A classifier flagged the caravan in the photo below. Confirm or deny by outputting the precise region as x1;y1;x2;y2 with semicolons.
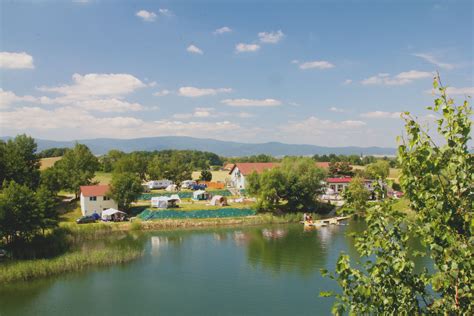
147;180;173;190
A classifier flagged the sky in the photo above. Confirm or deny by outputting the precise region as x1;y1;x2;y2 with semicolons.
0;0;473;147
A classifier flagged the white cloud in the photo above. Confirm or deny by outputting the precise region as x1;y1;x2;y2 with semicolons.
136;10;157;22
291;60;299;64
281;117;366;135
362;70;433;85
0;52;34;69
73;0;90;3
343;79;353;85
0;106;240;139
214;26;232;35
159;8;173;16
0;89;37;108
445;87;474;96
329;107;346;113
153;89;171;97
38;73;146;98
258;30;285;44
413;53;455;70
178;86;232;97
235;43;260;53
360;111;402;119
76;99;144;113
173;107;255;120
299;60;334;70
187;45;203;55
221;98;281;107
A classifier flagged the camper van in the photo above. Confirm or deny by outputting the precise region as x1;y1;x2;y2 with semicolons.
147;180;173;190
181;180;197;189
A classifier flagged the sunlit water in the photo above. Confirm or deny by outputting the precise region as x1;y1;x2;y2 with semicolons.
0;220;427;315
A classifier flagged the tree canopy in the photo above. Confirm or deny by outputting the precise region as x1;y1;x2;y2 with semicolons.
247;157;329;213
109;172;143;211
323;76;473;314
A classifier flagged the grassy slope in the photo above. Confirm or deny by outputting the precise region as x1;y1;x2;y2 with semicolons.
191;170;230;182
39;157;62;170
94;171;112;184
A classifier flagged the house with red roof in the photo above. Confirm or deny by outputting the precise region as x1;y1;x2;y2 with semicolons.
323;177;375;200
79;184;118;216
229;163;281;189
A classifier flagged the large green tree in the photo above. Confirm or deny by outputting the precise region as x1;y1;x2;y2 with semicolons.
109;172;144;211
365;160;390;180
2;134;41;189
247;157;328;213
55;143;99;197
323;77;473;314
342;176;371;214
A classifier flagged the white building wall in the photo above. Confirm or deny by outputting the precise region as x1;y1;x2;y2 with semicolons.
230;168;246;189
80;193;118;216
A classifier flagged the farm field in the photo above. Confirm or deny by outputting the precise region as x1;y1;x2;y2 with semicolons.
39;157;62;170
192;170;230;182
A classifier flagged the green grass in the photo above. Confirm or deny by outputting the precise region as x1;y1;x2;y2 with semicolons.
0;247;142;283
94;171;113;184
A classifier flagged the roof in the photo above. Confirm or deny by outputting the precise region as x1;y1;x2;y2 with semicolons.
326;177;353;183
80;185;110;197
315;162;330;169
223;163;235;170
230;162;281;176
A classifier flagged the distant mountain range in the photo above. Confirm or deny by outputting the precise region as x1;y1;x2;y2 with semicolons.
1;136;397;157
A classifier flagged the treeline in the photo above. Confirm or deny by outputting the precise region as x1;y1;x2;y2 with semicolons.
225;154;280;163
38;147;69;158
313;153;397;167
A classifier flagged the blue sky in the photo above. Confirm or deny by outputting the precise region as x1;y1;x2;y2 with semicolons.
0;0;472;147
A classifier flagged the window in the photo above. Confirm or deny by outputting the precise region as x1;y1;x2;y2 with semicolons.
103;196;110;201
90;196;97;201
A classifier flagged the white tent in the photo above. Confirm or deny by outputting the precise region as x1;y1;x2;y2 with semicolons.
170;194;181;203
165;184;178;192
193;190;209;200
209;195;228;206
151;197;169;208
101;208;127;221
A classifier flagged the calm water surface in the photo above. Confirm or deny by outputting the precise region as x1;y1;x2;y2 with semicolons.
1;221;367;315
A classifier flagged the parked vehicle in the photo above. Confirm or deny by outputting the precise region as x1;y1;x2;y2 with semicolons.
76;215;97;224
147;180;173;190
190;184;207;190
181;180;197;189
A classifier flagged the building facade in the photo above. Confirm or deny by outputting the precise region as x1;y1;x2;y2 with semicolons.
79;185;118;216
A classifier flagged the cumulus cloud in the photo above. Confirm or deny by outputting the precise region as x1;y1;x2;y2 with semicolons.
158;8;173;16
38;73;146;98
445;86;474;96
282;116;366;133
214;26;232;35
0;52;34;69
329;107;346;113
136;10;157;22
298;60;334;70
362;70;433;85
221;98;281;107
153;89;172;97
0;106;240;140
343;79;353;85
0;89;38;108
360;111;402;119
258;30;285;44
412;53;455;70
235;43;260;53
187;45;203;55
178;86;232;97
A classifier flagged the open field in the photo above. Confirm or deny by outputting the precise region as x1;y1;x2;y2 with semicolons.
94;172;112;184
192;170;230;182
39;157;62;170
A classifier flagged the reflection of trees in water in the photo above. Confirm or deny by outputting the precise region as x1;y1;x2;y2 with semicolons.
245;225;328;276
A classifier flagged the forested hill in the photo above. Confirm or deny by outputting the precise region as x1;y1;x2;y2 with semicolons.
0;136;396;157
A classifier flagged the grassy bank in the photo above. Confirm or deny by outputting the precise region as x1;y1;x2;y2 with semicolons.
0;247;142;283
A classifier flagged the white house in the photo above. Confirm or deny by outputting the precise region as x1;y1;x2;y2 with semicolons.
229;163;280;189
79;185;118;216
323;177;375;201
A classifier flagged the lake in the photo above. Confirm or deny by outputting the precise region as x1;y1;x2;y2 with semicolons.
0;220;370;315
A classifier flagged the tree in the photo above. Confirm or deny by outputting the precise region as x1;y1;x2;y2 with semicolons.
40;167;62;194
247;157;328;213
55;143;99;198
109;172;144;211
342;177;371;214
113;152;148;180
0;181;41;243
200;170;212;181
323;77;473;314
36;185;59;232
2;134;41;189
365;160;390;180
